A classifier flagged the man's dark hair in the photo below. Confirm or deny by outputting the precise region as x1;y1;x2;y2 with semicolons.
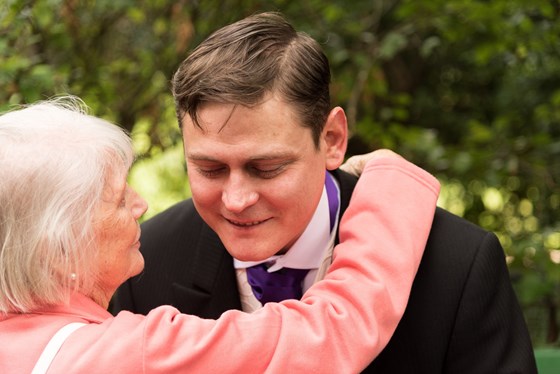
172;12;331;148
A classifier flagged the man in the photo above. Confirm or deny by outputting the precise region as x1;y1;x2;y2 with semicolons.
114;12;537;373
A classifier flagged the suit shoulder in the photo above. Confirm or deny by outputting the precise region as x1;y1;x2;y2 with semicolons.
140;198;207;248
432;207;489;237
141;199;200;230
428;207;502;262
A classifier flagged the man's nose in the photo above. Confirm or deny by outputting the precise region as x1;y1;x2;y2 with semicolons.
222;174;259;213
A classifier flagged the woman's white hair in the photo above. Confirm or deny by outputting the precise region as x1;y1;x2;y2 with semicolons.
0;96;134;313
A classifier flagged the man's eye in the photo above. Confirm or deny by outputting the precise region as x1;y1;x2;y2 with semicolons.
251;165;284;179
197;167;225;178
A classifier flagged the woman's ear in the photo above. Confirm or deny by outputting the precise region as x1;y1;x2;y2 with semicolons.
322;106;348;170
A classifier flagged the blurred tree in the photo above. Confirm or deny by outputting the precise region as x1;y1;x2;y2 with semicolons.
1;0;559;345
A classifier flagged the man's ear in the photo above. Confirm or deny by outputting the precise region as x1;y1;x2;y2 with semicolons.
322;106;348;170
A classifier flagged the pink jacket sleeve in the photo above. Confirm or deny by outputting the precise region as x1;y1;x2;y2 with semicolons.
138;156;440;373
63;156;440;373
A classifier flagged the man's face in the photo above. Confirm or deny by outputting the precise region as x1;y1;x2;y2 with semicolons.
182;95;346;261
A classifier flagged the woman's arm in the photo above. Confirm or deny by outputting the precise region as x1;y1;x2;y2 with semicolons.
67;153;439;373
142;153;439;373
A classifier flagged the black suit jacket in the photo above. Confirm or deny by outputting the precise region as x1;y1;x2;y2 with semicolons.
113;170;537;373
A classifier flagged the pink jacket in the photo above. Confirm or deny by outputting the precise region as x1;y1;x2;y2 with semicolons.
0;157;439;373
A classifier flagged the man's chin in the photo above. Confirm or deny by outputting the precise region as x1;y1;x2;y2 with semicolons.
230;252;269;262
225;245;289;262
225;248;273;262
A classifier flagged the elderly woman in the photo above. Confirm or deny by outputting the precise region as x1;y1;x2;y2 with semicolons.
0;97;439;373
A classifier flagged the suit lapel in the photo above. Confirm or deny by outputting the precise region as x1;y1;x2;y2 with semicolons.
192;224;232;293
314;169;358;280
172;216;242;318
331;168;358;245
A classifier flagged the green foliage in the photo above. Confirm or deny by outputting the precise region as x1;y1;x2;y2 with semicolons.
2;0;559;345
128;141;190;221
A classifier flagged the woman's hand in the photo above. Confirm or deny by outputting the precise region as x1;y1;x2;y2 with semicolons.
339;149;403;177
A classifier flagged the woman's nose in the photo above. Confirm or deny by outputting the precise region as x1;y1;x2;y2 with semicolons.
131;188;148;218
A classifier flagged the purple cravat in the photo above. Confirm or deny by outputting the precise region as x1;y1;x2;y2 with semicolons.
246;264;309;304
246;171;339;304
324;171;338;230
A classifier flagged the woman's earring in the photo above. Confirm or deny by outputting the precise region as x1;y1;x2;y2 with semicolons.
70;273;77;281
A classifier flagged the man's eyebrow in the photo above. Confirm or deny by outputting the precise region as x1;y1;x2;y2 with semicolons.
187;152;296;162
248;153;296;161
185;153;219;162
